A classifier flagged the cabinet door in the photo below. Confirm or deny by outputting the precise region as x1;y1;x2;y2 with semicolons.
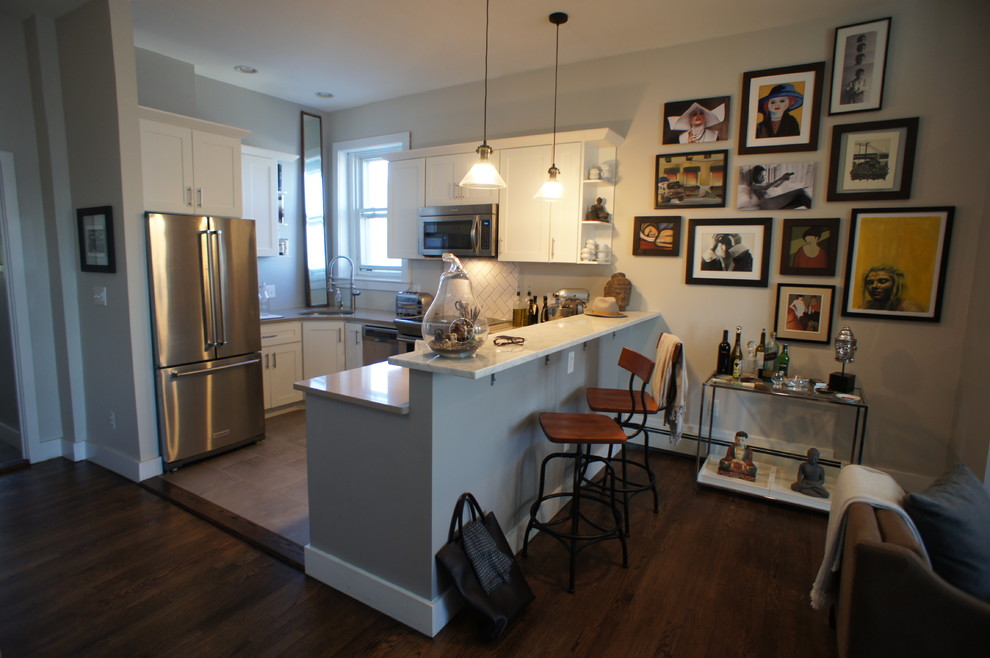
140;119;194;213
302;321;344;379
497;145;552;262
425;153;500;206
344;323;363;370
387;158;425;260
192;130;242;217
547;142;583;264
242;151;279;257
264;342;303;409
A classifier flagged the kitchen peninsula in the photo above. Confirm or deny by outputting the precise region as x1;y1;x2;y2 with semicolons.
295;310;660;636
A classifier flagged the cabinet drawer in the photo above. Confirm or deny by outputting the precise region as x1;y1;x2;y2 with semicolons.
261;321;302;347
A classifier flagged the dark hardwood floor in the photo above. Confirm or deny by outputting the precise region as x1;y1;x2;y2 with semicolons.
0;450;837;657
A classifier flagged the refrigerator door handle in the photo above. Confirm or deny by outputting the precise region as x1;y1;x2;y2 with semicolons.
169;356;261;379
211;228;228;347
199;229;217;349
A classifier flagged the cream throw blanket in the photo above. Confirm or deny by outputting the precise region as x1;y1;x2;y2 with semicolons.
809;464;929;610
652;334;686;444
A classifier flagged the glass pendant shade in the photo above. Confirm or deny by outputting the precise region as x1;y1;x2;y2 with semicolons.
534;165;563;201
460;144;506;189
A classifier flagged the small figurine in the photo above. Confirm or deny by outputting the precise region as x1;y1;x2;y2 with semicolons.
585;197;610;222
717;431;757;481
791;448;830;498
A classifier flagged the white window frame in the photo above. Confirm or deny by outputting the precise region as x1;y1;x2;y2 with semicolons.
333;132;410;289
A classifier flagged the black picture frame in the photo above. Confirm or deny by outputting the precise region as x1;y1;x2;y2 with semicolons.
827;117;919;202
655;150;728;209
738;61;825;155
841;207;954;322
774;283;836;344
685;217;772;287
632;216;681;256
778;217;840;276
76;206;116;273
829;17;891;115
662;96;731;145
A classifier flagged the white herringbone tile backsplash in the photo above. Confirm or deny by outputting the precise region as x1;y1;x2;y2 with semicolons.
461;259;519;321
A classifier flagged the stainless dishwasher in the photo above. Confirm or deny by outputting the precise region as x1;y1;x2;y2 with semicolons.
362;324;402;365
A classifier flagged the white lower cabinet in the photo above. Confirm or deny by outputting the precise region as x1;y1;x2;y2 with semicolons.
302;321;345;380
261;322;303;410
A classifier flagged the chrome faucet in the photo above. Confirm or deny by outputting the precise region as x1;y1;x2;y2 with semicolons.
327;255;361;311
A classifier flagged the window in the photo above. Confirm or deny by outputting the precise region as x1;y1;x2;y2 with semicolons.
333;133;409;285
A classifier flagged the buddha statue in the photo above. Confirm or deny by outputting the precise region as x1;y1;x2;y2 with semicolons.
791;448;829;498
717;431;758;482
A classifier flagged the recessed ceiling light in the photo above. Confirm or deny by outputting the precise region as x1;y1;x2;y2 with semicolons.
234;65;257;74
315;91;334;98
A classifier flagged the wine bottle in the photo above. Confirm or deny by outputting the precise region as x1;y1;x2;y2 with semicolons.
716;329;731;375
540;295;549;323
527;290;537;325
731;326;743;378
756;329;766;378
512;291;527;327
763;332;778;378
777;344;791;377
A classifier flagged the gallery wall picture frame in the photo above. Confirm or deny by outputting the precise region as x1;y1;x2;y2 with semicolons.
827;117;918;202
737;162;816;211
779;217;840;276
829;17;891;115
632;216;681;256
76;205;116;273
655;150;728;209
685;217;772;287
738;61;825;155
662;96;731;145
841;207;954;322
774;283;836;344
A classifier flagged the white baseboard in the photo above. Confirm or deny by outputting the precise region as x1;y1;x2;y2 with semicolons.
304;544;461;637
84;442;164;482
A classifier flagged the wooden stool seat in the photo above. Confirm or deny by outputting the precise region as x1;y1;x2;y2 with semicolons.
539;412;627;445
586;388;659;414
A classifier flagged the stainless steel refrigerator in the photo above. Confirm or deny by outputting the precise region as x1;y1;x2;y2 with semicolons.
146;212;265;469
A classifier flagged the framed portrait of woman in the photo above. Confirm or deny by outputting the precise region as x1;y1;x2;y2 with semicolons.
774;284;835;344
685;217;772;287
779;218;839;276
738;62;825;155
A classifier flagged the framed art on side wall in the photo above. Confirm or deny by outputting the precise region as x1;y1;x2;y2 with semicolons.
779;217;839;276
827;117;918;202
76;205;116;273
685;217;772;287
738;62;825;155
662;96;730;145
774;283;835;344
633;216;681;256
829;17;891;115
841;207;954;322
655;150;728;209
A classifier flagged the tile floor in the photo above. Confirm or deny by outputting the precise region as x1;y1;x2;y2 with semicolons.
161;409;309;546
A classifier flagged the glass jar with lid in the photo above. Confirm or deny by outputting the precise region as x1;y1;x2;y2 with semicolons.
421;253;489;358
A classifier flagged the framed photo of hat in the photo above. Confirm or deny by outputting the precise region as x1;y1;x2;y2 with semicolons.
829;17;891;115
738;62;826;155
662;96;730;145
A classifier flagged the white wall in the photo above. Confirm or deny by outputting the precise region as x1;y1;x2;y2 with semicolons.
324;0;990;483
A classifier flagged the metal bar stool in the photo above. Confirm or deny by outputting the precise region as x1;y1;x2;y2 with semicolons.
585;342;680;535
522;412;629;593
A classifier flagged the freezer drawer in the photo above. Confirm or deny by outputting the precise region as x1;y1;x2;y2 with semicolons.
156;354;265;468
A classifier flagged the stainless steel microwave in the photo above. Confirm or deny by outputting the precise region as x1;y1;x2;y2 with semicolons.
418;204;498;258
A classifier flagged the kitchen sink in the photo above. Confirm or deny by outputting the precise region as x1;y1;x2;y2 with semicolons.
299;310;355;316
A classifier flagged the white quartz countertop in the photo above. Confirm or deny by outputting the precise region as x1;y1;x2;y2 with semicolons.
294;362;409;414
388;311;660;380
261;307;397;325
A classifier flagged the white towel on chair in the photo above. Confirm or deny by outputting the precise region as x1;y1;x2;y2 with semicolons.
652;334;686;445
809;464;929;610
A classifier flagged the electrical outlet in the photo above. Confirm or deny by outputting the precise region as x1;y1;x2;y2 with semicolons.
567;351;575;374
264;284;276;298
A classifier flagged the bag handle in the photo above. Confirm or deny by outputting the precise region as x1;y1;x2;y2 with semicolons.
447;492;485;543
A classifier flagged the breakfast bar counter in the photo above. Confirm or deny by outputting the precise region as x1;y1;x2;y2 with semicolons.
295;311;660;636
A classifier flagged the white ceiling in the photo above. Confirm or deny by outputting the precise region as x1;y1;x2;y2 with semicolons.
7;0;894;112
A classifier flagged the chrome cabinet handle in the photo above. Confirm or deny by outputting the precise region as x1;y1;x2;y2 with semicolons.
185;186;193;206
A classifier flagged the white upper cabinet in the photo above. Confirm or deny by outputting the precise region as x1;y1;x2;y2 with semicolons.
139;106;249;217
242;146;298;257
425;152;500;206
387;158;425;260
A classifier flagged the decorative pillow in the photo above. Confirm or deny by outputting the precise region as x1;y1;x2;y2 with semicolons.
904;463;990;602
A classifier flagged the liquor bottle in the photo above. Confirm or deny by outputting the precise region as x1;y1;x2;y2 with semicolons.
731;326;743;378
540;295;549;323
776;344;791;377
512;291;527;327
716;329;731;375
763;332;778;378
527;290;538;326
756;329;766;378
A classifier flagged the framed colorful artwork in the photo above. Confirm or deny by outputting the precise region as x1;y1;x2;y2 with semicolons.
779;217;839;276
738;62;826;155
632;216;681;256
737;162;816;211
662;96;730;145
685;217;772;287
829;17;891;115
841;207;954;322
655;150;728;209
76;206;116;273
774;284;836;344
827;117;918;202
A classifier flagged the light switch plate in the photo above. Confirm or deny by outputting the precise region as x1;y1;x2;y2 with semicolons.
93;286;107;306
264;284;276;298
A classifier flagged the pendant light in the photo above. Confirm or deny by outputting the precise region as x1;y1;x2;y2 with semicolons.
460;0;507;190
534;11;568;201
